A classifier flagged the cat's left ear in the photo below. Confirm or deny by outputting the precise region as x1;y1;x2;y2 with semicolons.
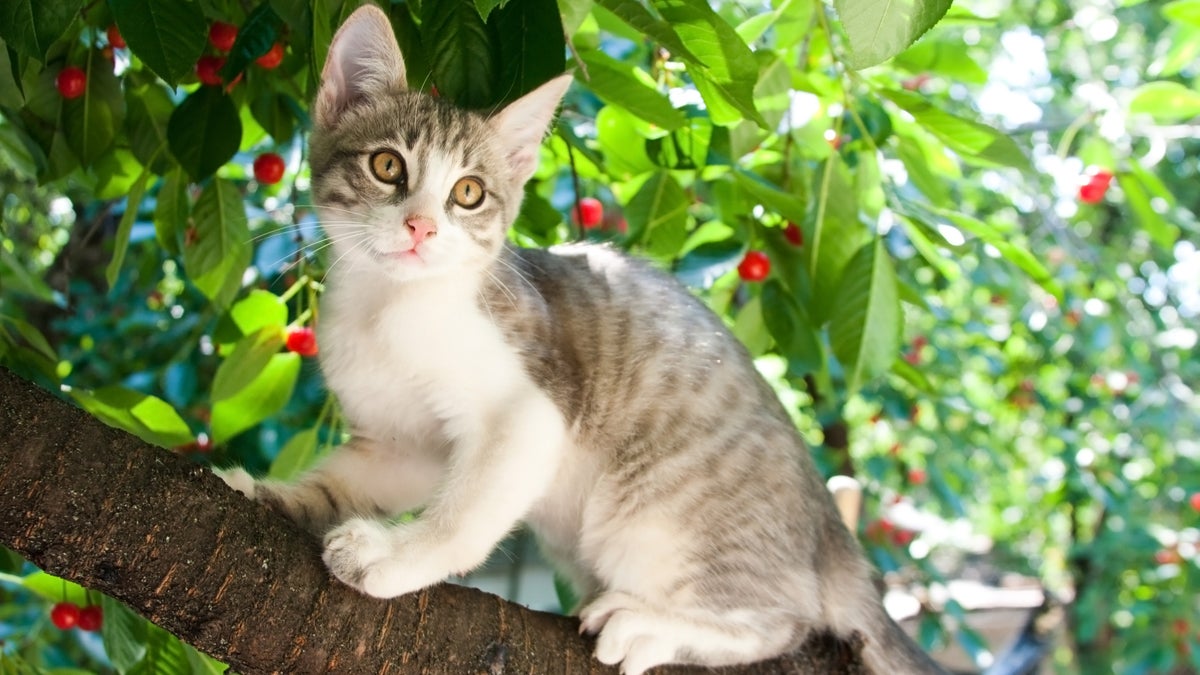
489;74;573;184
314;5;407;129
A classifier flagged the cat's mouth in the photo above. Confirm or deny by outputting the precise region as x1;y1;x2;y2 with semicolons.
373;246;426;265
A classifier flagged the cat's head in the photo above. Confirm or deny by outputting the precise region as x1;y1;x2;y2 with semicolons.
308;6;571;283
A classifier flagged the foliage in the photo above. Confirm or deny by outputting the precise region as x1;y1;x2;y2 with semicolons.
1;0;1197;672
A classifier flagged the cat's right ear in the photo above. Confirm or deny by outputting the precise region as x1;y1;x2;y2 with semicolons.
314;5;407;128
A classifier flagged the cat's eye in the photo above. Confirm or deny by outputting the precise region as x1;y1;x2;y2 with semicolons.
370;151;406;184
451;177;485;209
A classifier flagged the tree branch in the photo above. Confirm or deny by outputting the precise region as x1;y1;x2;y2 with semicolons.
0;368;867;674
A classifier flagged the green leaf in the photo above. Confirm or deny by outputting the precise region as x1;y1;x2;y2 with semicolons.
733;170;806;225
675;238;743;289
213;327;286;402
578;48;685;130
880;89;1030;170
651;0;764;127
154;168;188;257
105;164;153;289
1117;169;1178;250
557;0;594;35
625;172;689;259
249;92;298;145
925;205;1063;300
221;3;285;82
828;239;902;394
476;0;509;21
834;0;953;69
0;43;23;108
1128;81;1200;123
893;37;988;84
185;179;250;278
101;596;149;672
168;87;242;182
226;290;288;340
594;0;704;65
891;356;934;393
595;105;657;179
732;295;772;357
893;127;953;206
125;82;175;173
68;386;195;448
491;0;565;104
211;352;301;444
109;0;207;84
269;428;320;480
762;280;824;376
0;0;83;60
62;52;125;167
128;624;191;675
737;0;798;44
753;52;792;131
424;0;497;109
1164;0;1200;29
16;571;90;606
808;159;869;325
185;179;250;309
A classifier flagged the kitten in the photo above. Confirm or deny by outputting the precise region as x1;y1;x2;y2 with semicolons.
218;6;945;674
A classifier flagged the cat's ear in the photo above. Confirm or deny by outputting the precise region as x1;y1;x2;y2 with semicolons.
314;5;407;128
489;74;573;184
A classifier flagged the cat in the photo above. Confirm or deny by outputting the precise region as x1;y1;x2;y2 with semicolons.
217;6;945;674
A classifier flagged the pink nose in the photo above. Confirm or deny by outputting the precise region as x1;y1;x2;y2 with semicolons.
406;216;437;246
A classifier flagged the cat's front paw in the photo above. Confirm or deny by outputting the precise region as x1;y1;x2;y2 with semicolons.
579;593;678;675
323;517;408;598
214;467;256;499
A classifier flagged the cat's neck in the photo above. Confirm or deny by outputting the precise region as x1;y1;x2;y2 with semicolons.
328;259;487;309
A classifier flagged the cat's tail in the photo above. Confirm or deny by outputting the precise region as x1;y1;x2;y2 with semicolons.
817;531;948;674
855;604;949;675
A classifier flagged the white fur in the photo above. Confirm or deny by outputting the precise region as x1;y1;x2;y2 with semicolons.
314;266;567;597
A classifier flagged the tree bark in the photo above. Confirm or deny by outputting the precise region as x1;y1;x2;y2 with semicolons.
0;368;867;674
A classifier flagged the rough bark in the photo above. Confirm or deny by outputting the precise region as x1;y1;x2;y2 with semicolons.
0;368;867;674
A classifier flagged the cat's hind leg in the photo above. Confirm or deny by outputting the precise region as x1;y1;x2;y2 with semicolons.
215;436;443;534
578;592;804;675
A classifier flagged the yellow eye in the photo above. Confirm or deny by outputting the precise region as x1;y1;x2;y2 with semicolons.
451;177;485;209
370;151;405;184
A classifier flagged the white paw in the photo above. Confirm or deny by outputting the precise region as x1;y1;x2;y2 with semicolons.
579;593;677;675
322;517;396;597
214;467;256;498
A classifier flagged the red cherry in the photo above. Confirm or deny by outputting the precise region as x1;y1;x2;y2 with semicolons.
285;327;318;357
737;250;770;282
1156;548;1182;565
1089;168;1114;187
77;605;103;632
1078;181;1106;204
253;153;286;184
106;24;126;49
56;67;86;99
907;468;927;485
572;197;604;229
1190;492;1200;512
784;222;803;246
50;602;80;629
891;529;916;547
256;43;284;69
209;22;238;52
196;56;225;86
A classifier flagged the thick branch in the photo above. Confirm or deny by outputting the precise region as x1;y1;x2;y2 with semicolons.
0;369;866;674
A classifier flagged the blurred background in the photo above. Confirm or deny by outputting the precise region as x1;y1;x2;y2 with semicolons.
1;0;1197;672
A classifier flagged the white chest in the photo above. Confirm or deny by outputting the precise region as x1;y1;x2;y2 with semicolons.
318;278;532;444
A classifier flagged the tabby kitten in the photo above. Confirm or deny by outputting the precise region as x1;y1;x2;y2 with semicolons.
218;6;944;674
